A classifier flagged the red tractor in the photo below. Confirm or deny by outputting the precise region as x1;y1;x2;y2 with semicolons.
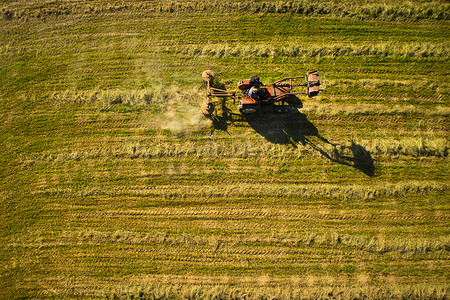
200;70;325;116
237;72;324;114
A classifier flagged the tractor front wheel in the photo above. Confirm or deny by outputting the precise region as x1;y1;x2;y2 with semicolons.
239;103;261;114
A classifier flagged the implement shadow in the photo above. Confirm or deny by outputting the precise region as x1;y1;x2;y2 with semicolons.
205;80;246;136
208;98;243;136
245;105;375;177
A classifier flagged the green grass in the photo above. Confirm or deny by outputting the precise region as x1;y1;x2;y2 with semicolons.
0;1;449;299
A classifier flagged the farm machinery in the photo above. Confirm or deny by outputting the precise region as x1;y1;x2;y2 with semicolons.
200;70;236;116
200;70;325;116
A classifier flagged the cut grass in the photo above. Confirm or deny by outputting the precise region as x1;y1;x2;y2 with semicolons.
3;0;449;21
0;0;449;299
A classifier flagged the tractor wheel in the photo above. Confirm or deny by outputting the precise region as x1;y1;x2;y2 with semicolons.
239;104;260;114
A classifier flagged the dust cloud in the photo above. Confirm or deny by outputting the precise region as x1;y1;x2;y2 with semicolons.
161;104;211;133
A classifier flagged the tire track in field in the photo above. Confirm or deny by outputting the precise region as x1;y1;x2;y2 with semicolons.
311;114;448;126
71;207;448;222
122;273;448;286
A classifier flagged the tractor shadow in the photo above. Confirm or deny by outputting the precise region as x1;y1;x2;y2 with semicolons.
244;105;375;177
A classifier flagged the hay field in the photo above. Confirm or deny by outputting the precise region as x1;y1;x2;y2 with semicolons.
0;0;449;299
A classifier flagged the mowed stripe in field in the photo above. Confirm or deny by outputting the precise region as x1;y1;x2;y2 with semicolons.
1;1;449;298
